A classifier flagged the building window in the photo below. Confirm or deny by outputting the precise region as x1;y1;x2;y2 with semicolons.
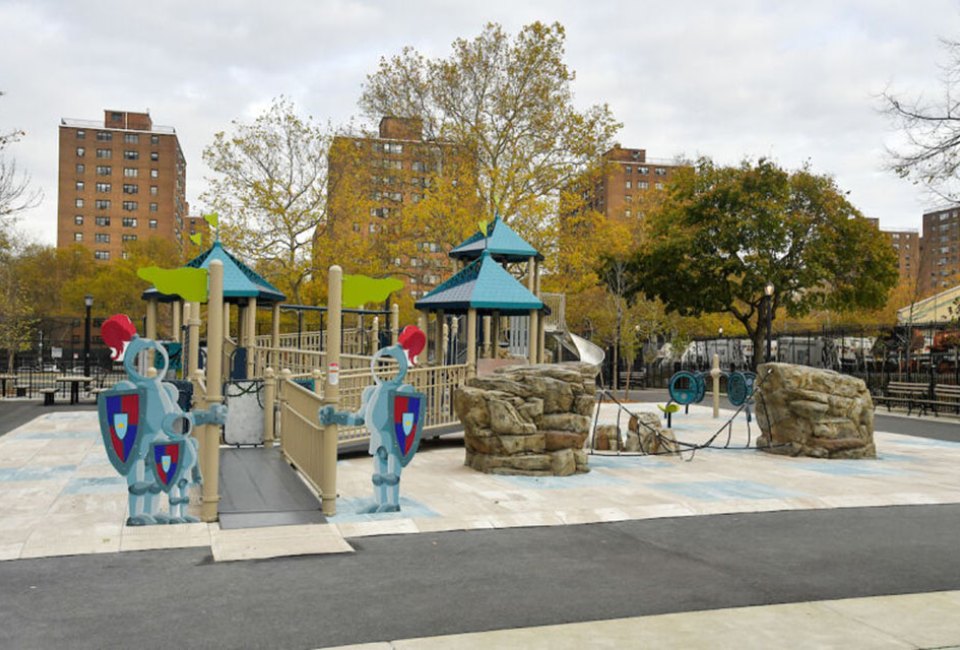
74;215;83;225
411;161;426;172
122;217;138;227
638;166;648;174
624;194;632;202
95;182;110;192
150;186;158;196
123;184;138;194
76;147;85;157
625;180;632;189
655;182;664;189
149;203;158;212
655;167;667;176
625;209;631;217
96;165;111;175
76;163;85;174
122;234;137;242
76;130;85;139
95;233;110;243
123;133;139;144
123;168;138;178
95;199;110;210
150;151;159;161
148;219;158;229
150;169;158;179
638;181;649;189
94;250;110;261
96;149;112;159
95;216;110;226
151;134;160;145
75;198;84;208
124;150;139;160
96;131;112;141
75;181;84;191
122;201;138;211
74;232;83;242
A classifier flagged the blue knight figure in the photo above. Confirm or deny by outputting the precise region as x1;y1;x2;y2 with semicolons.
319;326;427;513
98;314;226;525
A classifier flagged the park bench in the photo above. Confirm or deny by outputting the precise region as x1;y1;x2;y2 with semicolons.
931;384;960;416
38;387;57;406
15;384;28;397
874;382;932;415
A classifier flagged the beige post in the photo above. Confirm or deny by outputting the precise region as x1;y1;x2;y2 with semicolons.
321;265;342;516
246;297;257;378
466;307;477;378
223;302;231;341
371;316;380;354
171;300;181;345
279;368;292;449
538;311;546;365
391;303;400;345
271;303;281;367
263;367;276;445
482;315;492;358
434;311;444;366
145;297;158;367
442;323;449;365
711;352;721;419
200;259;224;522
186;302;200;379
417;312;427;339
492;310;500;359
528;310;539;364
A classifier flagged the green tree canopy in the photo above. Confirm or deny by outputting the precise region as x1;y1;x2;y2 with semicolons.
359;21;621;255
630;158;899;369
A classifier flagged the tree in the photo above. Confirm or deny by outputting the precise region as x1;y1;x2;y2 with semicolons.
630;158;900;370
0;92;41;245
202;97;349;304
359;22;621;255
884;39;960;204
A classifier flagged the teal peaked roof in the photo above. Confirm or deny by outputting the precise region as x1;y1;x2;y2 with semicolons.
415;251;543;315
142;241;286;304
449;215;543;261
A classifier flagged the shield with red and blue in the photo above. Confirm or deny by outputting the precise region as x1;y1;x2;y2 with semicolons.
388;387;426;467
98;387;147;475
149;439;186;493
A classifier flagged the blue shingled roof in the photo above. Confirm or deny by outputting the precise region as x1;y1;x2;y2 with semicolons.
449;215;543;261
415;250;543;314
142;241;286;304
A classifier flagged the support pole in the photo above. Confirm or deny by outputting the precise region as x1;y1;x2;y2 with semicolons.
145;297;158;367
434;310;444;366
467;308;477;378
263;367;276;445
482;315;492;359
321;265;342;516
442;323;449;365
271;303;281;367
371;316;380;354
391;303;400;345
246;297;257;379
223;302;231;342
171;301;181;345
528;310;539;364
492;310;501;359
201;260;224;522
186;302;200;379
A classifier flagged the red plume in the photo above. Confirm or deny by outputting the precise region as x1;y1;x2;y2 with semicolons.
398;325;426;366
101;314;137;360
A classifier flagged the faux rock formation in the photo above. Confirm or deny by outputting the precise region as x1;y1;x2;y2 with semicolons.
755;362;876;459
592;414;679;455
454;362;599;476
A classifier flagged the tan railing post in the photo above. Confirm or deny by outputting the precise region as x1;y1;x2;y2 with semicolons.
312;368;323;396
186;302;201;379
466;307;477;378
279;368;292;448
492;310;500;359
246;297;257;379
321;265;342;516
528;310;539;364
201;259;225;522
371;316;380;354
145;297;158;367
223;302;231;340
434;310;444;366
263;367;276;445
442;323;449;365
391;303;400;345
171;300;181;345
271;303;281;366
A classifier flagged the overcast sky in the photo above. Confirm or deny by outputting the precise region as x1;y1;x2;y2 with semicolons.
2;0;959;245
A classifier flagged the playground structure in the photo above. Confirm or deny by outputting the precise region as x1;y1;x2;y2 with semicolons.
134;220;601;519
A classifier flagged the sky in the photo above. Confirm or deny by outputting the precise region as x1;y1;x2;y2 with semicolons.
2;0;960;246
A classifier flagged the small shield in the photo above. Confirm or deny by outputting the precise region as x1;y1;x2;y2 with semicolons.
389;387;427;467
98;387;147;476
149;439;186;493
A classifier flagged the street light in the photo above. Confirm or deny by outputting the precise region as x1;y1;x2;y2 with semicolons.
84;294;93;378
764;282;775;363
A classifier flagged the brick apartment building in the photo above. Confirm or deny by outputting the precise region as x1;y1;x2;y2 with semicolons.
326;116;473;299
919;206;960;295
584;145;680;221
57;109;187;261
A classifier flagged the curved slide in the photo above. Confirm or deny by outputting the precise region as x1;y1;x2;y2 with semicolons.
565;331;606;366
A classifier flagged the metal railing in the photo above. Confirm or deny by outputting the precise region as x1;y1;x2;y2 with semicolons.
254;328;379;355
277;378;328;496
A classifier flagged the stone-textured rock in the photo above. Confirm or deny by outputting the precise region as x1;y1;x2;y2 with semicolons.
755;363;876;459
455;362;599;475
626;413;680;455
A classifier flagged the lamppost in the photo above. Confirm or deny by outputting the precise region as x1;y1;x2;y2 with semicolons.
764;282;775;363
84;294;93;378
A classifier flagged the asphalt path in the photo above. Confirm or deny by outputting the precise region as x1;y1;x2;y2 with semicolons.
1;504;959;649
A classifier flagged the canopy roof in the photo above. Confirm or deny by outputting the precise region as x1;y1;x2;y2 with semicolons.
415;250;543;315
448;215;543;262
142;241;286;304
